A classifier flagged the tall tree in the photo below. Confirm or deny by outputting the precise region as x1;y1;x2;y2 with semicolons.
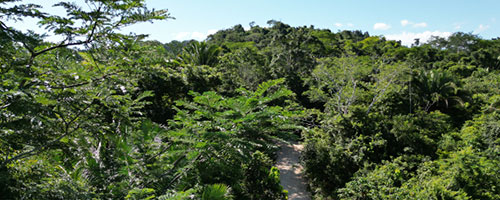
0;1;170;198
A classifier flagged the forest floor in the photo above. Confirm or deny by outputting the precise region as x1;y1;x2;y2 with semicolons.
276;140;311;200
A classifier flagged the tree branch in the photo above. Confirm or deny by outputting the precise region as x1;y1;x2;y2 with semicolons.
28;6;102;66
366;70;398;114
165;154;202;188
0;103;11;110
1;101;94;167
50;72;120;89
146;143;174;163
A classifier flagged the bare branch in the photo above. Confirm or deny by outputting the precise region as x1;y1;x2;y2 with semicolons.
0;103;11;110
366;70;399;114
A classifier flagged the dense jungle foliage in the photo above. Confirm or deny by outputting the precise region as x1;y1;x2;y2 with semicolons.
2;1;500;199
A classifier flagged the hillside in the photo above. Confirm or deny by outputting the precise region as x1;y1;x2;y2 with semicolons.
1;1;500;199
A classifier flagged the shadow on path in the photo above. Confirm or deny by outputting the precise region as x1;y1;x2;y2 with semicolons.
276;141;311;200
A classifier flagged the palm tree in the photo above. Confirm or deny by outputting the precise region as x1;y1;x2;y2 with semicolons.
201;184;233;200
412;70;464;112
177;41;221;66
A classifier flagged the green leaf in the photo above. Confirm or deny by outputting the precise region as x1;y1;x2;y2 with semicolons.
35;96;57;105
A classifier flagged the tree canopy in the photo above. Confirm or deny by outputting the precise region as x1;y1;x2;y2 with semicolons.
2;2;500;199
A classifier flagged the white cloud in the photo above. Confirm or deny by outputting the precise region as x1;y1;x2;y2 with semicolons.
385;31;452;46
413;22;427;28
453;22;464;30
207;29;218;35
474;24;490;33
334;23;354;28
401;20;409;26
172;29;218;41
173;32;191;41
191;32;205;40
374;23;391;30
401;20;428;28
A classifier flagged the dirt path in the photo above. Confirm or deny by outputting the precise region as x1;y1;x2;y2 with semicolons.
276;141;311;200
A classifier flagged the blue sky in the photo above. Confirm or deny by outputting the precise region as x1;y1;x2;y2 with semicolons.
5;0;500;45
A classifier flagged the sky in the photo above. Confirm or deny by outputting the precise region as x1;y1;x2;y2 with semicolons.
5;0;500;46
